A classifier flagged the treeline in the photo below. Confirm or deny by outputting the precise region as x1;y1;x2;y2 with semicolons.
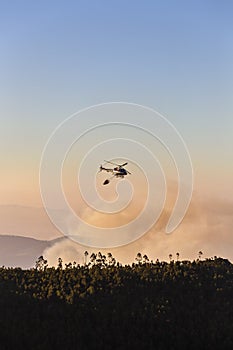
0;254;233;349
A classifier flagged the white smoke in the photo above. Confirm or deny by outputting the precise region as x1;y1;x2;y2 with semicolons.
43;189;233;266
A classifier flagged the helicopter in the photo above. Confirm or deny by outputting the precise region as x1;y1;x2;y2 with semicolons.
99;160;131;185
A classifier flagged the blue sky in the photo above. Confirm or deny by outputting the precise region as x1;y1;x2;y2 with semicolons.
0;0;233;205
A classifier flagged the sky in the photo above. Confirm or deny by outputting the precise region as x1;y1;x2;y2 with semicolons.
0;1;233;261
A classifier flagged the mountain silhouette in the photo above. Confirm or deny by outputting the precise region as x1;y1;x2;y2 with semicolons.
0;235;64;269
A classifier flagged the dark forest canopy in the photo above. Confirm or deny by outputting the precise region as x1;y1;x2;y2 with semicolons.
0;255;233;350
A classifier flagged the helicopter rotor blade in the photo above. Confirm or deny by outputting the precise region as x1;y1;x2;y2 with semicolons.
120;162;128;167
126;170;131;175
104;160;128;168
104;160;119;166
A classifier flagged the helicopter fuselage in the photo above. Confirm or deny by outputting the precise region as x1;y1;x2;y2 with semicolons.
100;166;127;177
114;168;127;176
99;161;131;185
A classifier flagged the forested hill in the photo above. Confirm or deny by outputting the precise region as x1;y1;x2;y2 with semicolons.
0;256;233;350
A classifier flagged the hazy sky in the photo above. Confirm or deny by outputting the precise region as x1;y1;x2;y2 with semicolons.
1;0;232;208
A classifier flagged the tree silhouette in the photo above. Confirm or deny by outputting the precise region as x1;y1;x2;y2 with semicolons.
35;256;47;271
90;253;97;265
0;253;233;349
142;254;149;263
107;252;116;266
135;253;142;264
57;257;63;269
84;251;89;265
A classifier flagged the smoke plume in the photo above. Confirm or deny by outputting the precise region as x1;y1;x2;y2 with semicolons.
43;190;233;265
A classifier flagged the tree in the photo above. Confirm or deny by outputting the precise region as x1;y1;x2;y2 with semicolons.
176;253;180;261
169;254;173;262
57;257;63;269
65;262;72;269
198;251;203;260
35;256;47;271
142;254;149;264
84;251;89;265
107;253;116;266
136;253;142;264
90;253;97;265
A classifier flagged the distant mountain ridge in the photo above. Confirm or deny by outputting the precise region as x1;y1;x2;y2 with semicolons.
0;235;64;269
